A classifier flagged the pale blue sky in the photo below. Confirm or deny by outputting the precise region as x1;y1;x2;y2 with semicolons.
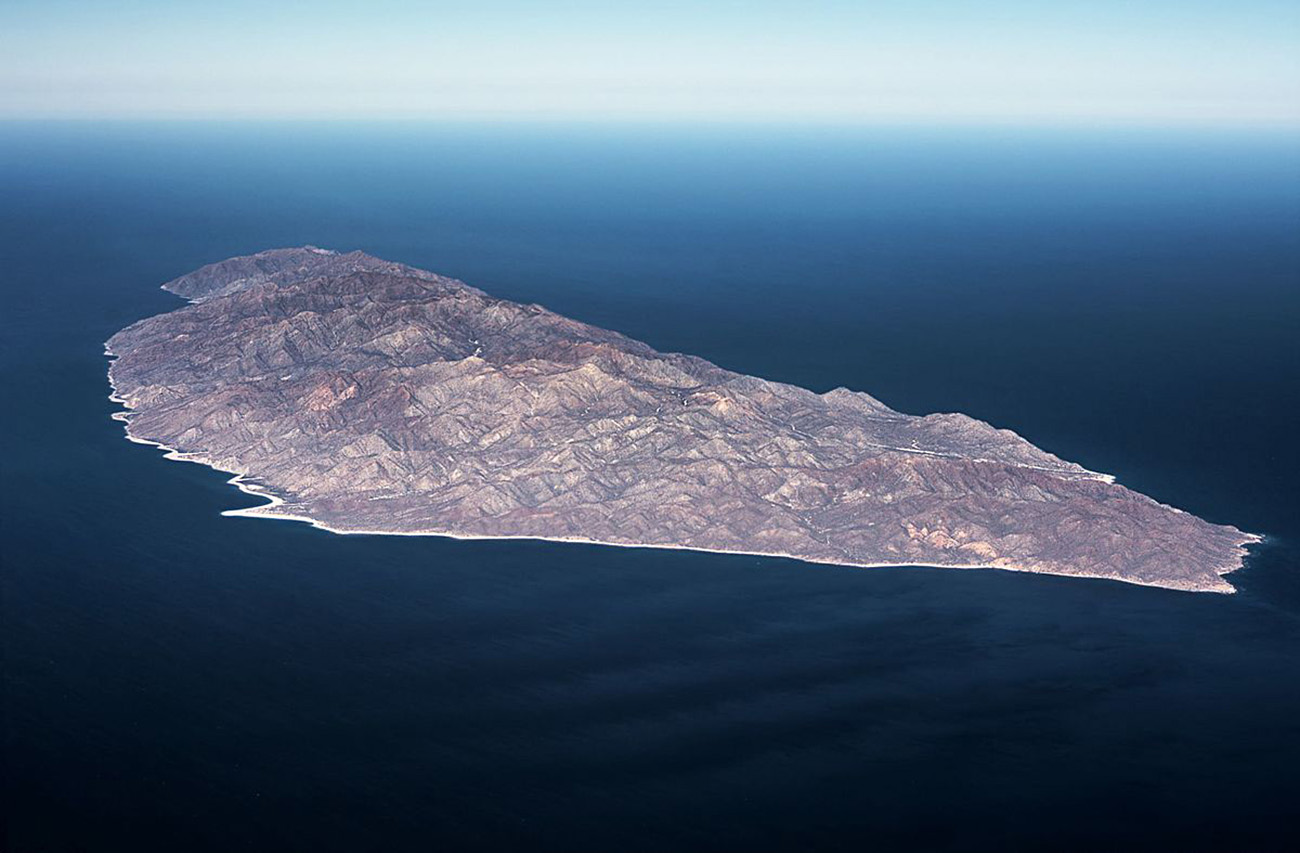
2;0;1297;123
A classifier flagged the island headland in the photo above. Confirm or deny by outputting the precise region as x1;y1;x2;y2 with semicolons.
106;248;1259;592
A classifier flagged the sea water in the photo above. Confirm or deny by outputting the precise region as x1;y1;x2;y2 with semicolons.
2;122;1298;851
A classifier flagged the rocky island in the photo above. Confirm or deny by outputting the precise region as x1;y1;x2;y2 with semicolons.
106;248;1258;592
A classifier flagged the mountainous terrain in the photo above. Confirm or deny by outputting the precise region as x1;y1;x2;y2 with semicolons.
106;248;1258;592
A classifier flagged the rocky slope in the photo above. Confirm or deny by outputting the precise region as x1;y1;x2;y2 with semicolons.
106;247;1258;592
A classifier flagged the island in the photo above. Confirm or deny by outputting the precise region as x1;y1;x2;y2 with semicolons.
106;247;1259;592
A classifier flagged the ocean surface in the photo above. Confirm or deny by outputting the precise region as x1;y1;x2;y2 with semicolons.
2;122;1299;852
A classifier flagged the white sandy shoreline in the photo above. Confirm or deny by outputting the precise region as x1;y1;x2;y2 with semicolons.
104;347;1260;596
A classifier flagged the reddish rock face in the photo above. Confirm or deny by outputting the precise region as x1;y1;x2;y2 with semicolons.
107;247;1258;592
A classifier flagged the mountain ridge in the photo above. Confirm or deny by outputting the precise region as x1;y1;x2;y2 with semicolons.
107;247;1258;592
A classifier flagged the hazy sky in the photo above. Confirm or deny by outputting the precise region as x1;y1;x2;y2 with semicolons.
3;0;1298;123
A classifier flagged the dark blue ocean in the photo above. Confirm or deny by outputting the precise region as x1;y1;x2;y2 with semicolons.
3;122;1299;852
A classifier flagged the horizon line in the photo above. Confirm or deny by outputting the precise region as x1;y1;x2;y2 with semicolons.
3;113;1300;131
